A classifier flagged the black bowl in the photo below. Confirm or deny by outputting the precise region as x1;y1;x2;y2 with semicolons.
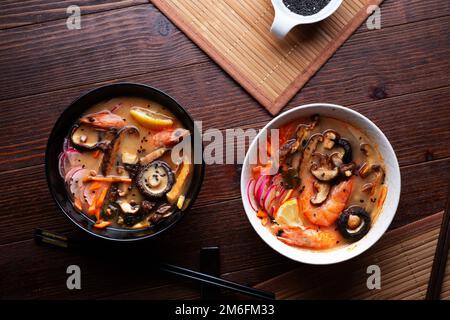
45;83;204;241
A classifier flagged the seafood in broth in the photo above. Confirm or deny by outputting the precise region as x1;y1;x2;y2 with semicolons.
248;115;387;250
59;97;193;229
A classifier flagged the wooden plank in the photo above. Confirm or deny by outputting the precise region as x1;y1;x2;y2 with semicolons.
1;209;445;299
0;5;448;105
1;71;448;173
356;0;450;33
255;212;444;299
0;156;448;249
0;0;148;29
295;15;450;109
0;4;208;101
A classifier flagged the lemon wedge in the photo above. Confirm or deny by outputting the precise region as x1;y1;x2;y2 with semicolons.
275;198;303;227
129;107;174;129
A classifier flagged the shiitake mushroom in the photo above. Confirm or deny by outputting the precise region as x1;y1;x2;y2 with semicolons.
70;124;109;151
136;160;175;198
100;126;140;176
334;138;353;164
337;206;371;241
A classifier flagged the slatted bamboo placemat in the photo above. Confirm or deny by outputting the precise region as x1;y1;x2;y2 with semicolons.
441;253;450;299
254;212;447;299
151;0;383;115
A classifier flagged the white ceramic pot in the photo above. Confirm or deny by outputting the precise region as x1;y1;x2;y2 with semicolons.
240;103;401;265
271;0;343;38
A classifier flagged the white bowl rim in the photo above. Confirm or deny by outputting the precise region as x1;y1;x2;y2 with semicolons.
240;103;401;265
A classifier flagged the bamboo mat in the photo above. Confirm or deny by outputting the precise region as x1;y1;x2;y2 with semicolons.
151;0;384;115
255;212;448;299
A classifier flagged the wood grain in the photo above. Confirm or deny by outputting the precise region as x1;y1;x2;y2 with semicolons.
0;0;449;300
0;0;148;29
0;157;448;247
1;64;449;172
0;4;207;101
357;0;450;32
255;212;443;299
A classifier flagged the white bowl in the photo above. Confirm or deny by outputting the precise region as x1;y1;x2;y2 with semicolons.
271;0;343;38
240;103;401;265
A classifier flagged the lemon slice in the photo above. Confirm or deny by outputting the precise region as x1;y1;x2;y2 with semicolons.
275;198;303;227
130;107;174;129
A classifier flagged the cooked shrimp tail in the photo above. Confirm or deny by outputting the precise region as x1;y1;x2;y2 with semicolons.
80;110;126;129
276;227;338;249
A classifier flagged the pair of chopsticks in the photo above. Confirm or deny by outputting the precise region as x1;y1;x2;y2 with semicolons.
34;229;274;300
426;195;450;300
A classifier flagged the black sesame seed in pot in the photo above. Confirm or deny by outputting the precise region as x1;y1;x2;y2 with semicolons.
283;0;331;16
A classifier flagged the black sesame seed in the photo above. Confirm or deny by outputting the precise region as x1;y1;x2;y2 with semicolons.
283;0;330;16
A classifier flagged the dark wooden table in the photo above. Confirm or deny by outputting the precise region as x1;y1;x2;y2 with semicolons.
0;0;449;299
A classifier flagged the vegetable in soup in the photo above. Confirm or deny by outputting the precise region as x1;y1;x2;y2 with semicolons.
248;115;387;250
59;97;193;229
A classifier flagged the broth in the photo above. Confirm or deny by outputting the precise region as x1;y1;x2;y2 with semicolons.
249;115;387;250
59;97;193;230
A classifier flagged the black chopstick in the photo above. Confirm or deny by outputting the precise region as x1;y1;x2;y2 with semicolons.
33;228;275;300
426;195;450;300
160;263;274;300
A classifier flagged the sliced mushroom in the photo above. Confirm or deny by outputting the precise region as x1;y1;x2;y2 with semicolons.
122;152;138;165
359;143;377;177
361;165;385;195
337;206;371;241
120;201;140;214
339;162;356;178
100;126;140;176
329;151;344;167
322;130;340;150
311;163;339;181
310;152;338;181
297;133;324;180
289;151;302;171
334;138;353;164
70;125;107;151
136;161;174;198
279;139;297;159
310;181;330;205
359;143;385;193
280;115;319;160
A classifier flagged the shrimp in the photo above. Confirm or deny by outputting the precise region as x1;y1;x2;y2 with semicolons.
276;227;338;249
80;110;126;129
300;176;354;227
151;128;190;148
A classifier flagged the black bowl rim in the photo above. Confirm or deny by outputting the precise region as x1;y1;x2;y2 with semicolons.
45;82;205;242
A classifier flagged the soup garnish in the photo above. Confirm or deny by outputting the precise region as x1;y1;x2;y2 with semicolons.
248;115;387;250
59;97;193;229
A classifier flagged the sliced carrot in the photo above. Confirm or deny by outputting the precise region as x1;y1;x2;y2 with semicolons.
257;209;268;219
83;176;132;183
93;221;112;229
95;207;101;221
92;150;101;159
266;138;272;157
96;187;108;207
261;217;268;226
74;198;82;211
88;196;97;215
94;187;109;220
252;166;262;175
89;182;103;191
281;189;294;204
